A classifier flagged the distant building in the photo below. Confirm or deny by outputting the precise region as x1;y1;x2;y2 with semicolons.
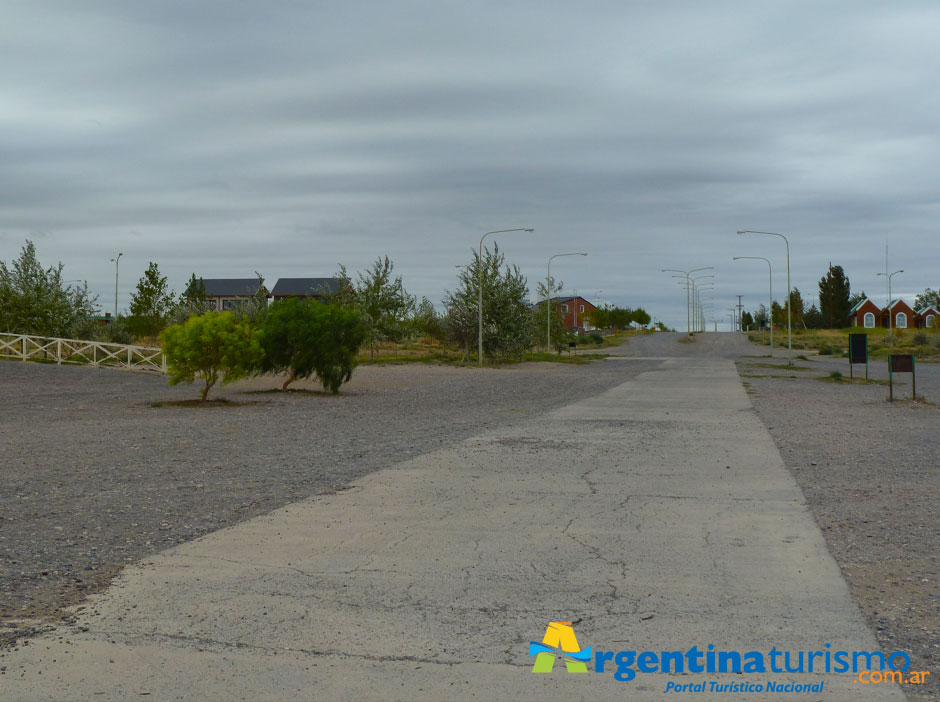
200;279;268;311
550;296;597;331
270;278;340;301
850;296;937;329
915;304;939;329
882;299;915;329
849;297;881;328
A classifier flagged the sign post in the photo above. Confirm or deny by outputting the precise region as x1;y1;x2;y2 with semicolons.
888;354;915;401
848;333;868;380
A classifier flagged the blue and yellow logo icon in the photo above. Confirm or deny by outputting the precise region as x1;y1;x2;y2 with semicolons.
530;621;592;673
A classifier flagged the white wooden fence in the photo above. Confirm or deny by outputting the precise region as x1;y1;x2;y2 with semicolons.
0;333;167;374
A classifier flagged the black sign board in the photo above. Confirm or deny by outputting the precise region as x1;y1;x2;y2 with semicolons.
888;354;916;401
890;354;914;373
848;333;868;379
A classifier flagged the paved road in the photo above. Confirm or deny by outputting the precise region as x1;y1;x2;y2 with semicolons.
2;335;904;700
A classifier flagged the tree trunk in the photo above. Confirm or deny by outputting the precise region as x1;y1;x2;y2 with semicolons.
282;368;296;392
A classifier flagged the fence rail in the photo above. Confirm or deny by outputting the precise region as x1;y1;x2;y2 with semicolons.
0;333;166;374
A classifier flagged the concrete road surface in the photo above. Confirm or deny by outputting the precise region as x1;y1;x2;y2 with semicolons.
2;336;905;700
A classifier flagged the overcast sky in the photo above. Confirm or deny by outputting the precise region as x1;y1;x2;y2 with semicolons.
3;1;939;329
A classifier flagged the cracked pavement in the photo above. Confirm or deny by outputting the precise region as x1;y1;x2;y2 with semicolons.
1;346;904;700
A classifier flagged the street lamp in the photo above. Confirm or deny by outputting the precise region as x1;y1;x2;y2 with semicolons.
110;252;123;320
663;267;713;334
478;229;534;365
693;281;715;332
547;252;587;350
690;275;715;333
877;269;904;332
733;256;773;355
737;231;791;364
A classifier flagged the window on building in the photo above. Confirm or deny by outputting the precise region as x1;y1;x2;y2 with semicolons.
579;305;584;313
222;299;248;311
927;314;936;328
561;304;568;313
863;312;875;328
895;312;907;328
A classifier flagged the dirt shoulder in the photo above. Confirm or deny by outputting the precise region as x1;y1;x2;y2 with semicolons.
738;354;940;702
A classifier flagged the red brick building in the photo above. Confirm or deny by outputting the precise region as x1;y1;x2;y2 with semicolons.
552;296;597;331
915;305;939;329
882;299;915;329
849;297;881;328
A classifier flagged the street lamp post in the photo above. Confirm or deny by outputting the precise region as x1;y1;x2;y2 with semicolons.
695;284;715;332
547;252;587;350
737;231;790;364
877;269;904;332
478;229;534;365
690;275;714;333
733;256;773;356
110;252;123;320
662;267;713;334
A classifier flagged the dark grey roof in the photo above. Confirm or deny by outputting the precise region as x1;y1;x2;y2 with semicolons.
271;278;339;296
200;278;265;296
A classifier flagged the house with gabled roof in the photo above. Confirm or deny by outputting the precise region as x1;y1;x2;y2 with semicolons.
271;278;340;301
915;304;939;329
549;296;597;331
200;278;269;311
849;297;881;328
882;299;915;329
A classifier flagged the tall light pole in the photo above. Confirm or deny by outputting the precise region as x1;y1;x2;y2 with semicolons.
691;275;714;333
478;229;534;365
877;269;904;331
694;282;714;332
738;231;790;364
547;252;587;350
733;256;773;355
110;252;123;320
662;267;713;334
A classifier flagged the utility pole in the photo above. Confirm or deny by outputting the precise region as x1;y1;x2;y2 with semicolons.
736;295;744;331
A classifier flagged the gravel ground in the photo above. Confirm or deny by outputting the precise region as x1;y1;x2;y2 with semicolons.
0;355;646;647
735;351;940;702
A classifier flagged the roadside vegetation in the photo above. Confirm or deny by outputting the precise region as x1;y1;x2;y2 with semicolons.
747;328;940;360
2;240;663;398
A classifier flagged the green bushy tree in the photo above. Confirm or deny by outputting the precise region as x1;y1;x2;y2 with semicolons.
128;262;175;337
169;274;216;325
818;265;851;328
0;240;97;336
533;276;570;352
444;244;534;362
255;297;365;393
356;256;414;358
160;311;259;401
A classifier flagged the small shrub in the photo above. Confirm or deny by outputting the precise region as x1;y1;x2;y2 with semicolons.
589;332;603;345
161;311;259;401
102;317;134;345
829;370;843;381
818;346;833;356
912;332;928;346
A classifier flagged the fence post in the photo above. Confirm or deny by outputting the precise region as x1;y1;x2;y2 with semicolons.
57;339;62;365
22;336;27;361
127;346;132;368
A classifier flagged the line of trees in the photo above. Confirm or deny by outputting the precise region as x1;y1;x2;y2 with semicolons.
2;241;658;373
0;241;98;338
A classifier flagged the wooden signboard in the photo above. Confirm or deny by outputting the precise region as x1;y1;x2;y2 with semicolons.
848;333;868;379
888;354;915;401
